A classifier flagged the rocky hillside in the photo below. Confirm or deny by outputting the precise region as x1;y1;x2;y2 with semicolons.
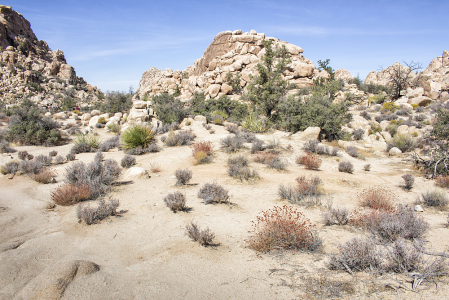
0;5;101;107
136;29;320;101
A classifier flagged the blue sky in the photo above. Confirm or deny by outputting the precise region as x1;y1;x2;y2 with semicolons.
8;0;448;92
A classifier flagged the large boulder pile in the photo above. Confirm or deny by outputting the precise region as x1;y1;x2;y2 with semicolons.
0;5;101;107
136;29;317;101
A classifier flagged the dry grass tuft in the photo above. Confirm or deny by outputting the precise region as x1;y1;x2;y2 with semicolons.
296;153;322;170
358;187;396;211
51;184;92;206
32;168;56;184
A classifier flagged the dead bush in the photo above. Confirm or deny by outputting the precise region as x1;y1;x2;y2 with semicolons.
32;168;56;184
220;135;244;152
0;161;19;175
386;238;422;273
185;221;216;246
175;168;192;185
329;237;382;272
76;197;119;225
163;191;188;212
358;187;396;211
402;173;415;190
150;163;161;173
247;205;320;252
227;155;259;181
251;138;265;154
323;206;349;226
51;183;92;206
435;175;449;188
338;161;354;173
420;189;448;209
120;154;136;168
254;151;287;170
278;175;322;206
296;153;322;170
345;146;358;158
197;182;229;204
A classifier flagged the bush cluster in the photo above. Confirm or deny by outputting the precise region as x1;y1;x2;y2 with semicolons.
191;141;214;164
197;182;229;204
296;153;322;170
278;175;322;206
185;221;216;246
175;169;192;185
161;130;196;147
163;191;188;212
77;197;120;225
227;155;259;181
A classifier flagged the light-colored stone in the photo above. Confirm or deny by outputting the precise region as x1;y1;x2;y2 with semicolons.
88;116;100;127
206;84;221;97
414;205;424;212
91;110;101;116
124;167;149;180
53;112;67;119
133;101;148;109
81;113;91;121
409;95;433;106
291;127;321;141
389;147;402;156
221;83;233;95
194;115;207;123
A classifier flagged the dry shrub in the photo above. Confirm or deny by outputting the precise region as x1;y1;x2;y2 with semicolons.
185;221;216;246
120;154;136;168
254;151;286;170
358;187;396;211
51;184;92;206
33;168;56;184
345;146;358;158
220;135;244;152
386;238;422;273
435;175;449;188
175;168;192;185
296;175;322;198
338;161;354;173
163;191;188;212
227;155;259;181
76;197;119;225
329;237;382;272
0;161;19;175
296;153;322;170
364;164;371;171
197;182;229;204
420;189;448;209
278;175;322;206
247;205;320;252
402;173;414;190
323;206;349;226
191;141;213;164
150;163;161;173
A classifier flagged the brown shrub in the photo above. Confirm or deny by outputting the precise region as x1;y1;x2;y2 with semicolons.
191;141;214;164
435;176;449;188
247;205;320;252
358;187;396;211
254;151;278;164
296;153;322;170
32;168;56;184
150;163;161;173
51;184;92;206
185;221;216;246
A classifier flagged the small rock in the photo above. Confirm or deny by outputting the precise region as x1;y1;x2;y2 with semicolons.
124;167;149;180
414;205;424;212
389;147;402;156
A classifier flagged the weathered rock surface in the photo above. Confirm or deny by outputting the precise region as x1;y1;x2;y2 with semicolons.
136;30;316;101
0;5;101;107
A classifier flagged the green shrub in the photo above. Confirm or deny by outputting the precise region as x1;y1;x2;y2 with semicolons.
121;125;155;150
97;116;107;124
382;102;399;112
368;123;382;135
391;133;416;152
152;93;189;124
95;91;132;113
74;134;101;149
278;92;352;141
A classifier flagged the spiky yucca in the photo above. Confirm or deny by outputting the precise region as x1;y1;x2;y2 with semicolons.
121;125;155;149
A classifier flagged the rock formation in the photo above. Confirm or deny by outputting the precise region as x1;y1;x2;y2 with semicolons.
136;30;317;101
0;5;101;107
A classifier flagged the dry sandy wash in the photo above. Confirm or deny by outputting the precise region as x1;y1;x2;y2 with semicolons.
1;119;448;299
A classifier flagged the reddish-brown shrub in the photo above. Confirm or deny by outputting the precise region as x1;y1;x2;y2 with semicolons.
32;168;56;184
296;175;322;197
191;141;214;164
254;151;278;164
435;176;449;188
150;163;161;173
358;187;396;211
296;153;322;170
247;205;319;252
51;184;92;206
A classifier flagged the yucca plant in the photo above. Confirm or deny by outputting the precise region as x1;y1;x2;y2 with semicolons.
121;124;155;149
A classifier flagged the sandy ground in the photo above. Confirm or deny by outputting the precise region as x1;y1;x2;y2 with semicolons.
1;119;448;299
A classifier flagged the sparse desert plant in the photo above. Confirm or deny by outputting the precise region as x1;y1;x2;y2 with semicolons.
251;138;265;154
358;187;396;211
345;146;358;158
185;221;216;246
420;189;448;209
435;176;449;188
18;151;29;160
99;135;121;152
107;123;121;133
74;134;101;150
402;173;414;190
121;124;155;150
303;139;320;153
150;163;161;173
329;237;381;272
225;123;239;134
175;168;192;185
49;150;58;157
191;141;214;164
296;153;322;170
71;142;91;154
278;175;322;206
254;151;287;170
227;155;259;181
66;153;76;161
0;161;19;175
33;168;56;184
76;197;119;225
364;164;371;171
121;154;136;168
202;122;212;130
53;155;65;165
247;205;320;252
352;128;365;140
163;130;196;146
385;238;422;273
51;183;92;205
163;191;188;212
338;161;354;174
198;182;230;204
220;135;244;152
323;206;349;226
391;133;417;153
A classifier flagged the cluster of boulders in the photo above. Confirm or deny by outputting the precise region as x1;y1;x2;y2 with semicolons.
136;29;317;101
0;5;101;106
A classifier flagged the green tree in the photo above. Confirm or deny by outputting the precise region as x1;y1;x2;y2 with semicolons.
152;93;189;124
247;40;292;118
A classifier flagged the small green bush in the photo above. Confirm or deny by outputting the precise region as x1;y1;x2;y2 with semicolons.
74;134;101;149
390;133;416;152
121;125;155;150
97;116;107;124
152;93;189;124
382;102;399;112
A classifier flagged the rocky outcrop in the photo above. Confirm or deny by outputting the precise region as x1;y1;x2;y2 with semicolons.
136;30;316;101
0;5;101;107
